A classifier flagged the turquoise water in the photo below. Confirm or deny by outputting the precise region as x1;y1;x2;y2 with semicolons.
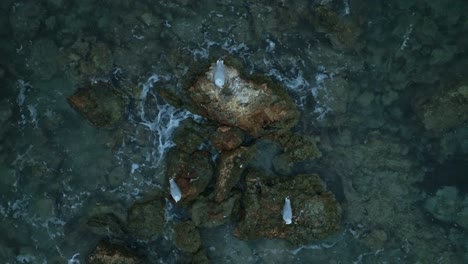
1;0;468;263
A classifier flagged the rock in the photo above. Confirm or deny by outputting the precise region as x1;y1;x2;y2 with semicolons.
210;126;245;151
414;84;468;133
127;197;165;240
190;193;241;228
310;5;362;51
424;186;462;223
174;221;201;253
165;150;214;204
215;146;256;203
29;38;60;80
87;240;139;264
9;1;46;40
86;213;127;239
272;133;322;163
172;119;213;154
187;61;299;137
67;81;128;129
234;171;341;244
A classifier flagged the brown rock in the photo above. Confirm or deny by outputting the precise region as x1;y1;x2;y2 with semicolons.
215;146;256;203
67;81;128;129
211;126;244;151
188;62;299;137
87;240;139;264
234;171;341;244
166;150;214;204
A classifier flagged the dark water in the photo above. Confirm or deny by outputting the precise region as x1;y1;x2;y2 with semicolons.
1;0;467;263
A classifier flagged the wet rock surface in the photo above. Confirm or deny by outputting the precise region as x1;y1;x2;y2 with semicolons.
190;193;241;228
211;126;245;151
67;81;128;128
215;146;256;203
188;62;299;137
234;171;341;244
87;240;139;264
165;150;214;204
127;196;165;241
414;83;468;133
174;220;201;253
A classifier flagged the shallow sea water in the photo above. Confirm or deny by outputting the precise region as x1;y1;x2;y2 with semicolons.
1;0;468;263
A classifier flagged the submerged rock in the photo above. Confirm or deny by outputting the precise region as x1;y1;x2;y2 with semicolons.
174;220;201;253
234;171;341;244
414;84;468;133
190;193;241;228
67;81;128;128
188;61;299;137
87;240;139;264
127;196;165;241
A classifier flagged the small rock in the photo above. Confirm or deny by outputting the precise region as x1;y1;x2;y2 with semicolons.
414;84;468;133
211;126;245;151
127;197;165;240
87;240;139;264
67;81;128;129
174;221;201;253
215;146;256;203
190;193;241;228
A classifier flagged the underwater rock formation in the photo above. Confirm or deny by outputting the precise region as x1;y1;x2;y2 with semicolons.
87;240;139;264
234;171;341;244
190;193;241;228
67;81;128;129
127;196;165;241
414;83;468;133
188;61;299;137
174;220;201;253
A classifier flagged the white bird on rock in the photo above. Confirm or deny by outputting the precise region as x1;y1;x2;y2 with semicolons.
169;178;182;202
214;59;225;88
282;196;292;225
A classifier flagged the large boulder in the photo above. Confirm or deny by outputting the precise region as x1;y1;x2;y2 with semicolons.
234;171;341;244
187;61;299;137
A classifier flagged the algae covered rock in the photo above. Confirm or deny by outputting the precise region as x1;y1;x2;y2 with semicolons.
127;197;165;241
190;193;241;228
187;61;299;137
414;84;468;133
87;240;139;264
234;171;341;244
67;81;128;128
174;220;201;253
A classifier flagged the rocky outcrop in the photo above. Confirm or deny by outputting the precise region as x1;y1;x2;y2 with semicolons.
234;171;341;245
187;61;299;137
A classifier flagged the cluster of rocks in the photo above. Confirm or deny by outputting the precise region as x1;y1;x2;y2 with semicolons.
72;60;341;262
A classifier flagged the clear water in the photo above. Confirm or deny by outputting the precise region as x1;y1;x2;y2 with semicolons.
1;0;467;263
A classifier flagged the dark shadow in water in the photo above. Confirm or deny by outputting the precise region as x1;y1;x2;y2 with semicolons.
418;158;468;194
